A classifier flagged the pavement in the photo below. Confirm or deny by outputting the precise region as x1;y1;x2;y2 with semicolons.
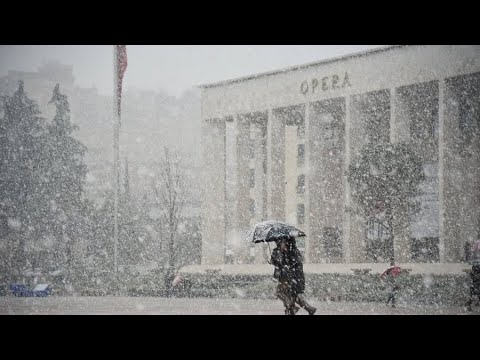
1;296;478;315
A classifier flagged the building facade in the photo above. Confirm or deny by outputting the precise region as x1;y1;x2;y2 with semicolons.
200;45;480;265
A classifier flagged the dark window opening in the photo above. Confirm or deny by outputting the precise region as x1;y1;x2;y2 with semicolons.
248;169;255;188
411;237;439;263
296;174;305;194
297;204;305;225
248;199;255;218
365;218;391;262
297;144;305;166
297;123;305;139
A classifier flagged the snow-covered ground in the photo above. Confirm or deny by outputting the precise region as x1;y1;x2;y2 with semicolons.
0;296;477;315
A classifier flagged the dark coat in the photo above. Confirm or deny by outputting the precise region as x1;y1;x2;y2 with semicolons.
270;243;305;295
471;265;480;296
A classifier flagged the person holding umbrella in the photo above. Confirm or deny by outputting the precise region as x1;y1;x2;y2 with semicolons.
466;239;480;312
380;259;402;308
248;220;316;315
270;236;316;315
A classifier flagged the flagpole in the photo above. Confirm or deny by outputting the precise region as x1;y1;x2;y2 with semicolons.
113;45;120;275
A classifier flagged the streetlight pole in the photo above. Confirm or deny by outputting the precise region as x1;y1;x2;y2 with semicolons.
113;46;120;275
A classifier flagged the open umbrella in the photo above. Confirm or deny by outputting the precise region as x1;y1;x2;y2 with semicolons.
470;240;480;266
381;265;402;278
472;240;480;252
246;220;306;244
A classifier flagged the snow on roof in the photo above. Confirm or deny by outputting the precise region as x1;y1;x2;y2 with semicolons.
198;45;405;89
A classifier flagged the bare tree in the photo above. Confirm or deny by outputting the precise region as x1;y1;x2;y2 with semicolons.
151;146;186;290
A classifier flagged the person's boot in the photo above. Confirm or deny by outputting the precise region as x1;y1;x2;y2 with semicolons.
299;300;317;315
466;299;473;312
305;304;317;315
285;305;299;315
296;295;316;315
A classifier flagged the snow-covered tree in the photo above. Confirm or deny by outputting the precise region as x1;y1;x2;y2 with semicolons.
0;81;48;277
346;142;425;261
44;84;88;273
151;147;187;288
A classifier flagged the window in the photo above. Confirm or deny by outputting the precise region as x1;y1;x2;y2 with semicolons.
410;162;439;241
458;96;479;152
411;237;439;263
297;204;305;225
247;139;255;159
324;125;335;140
365;218;391;262
409;105;438;142
297;123;305;139
0;215;8;238
297;144;305;166
296;236;306;258
320;113;342;148
248;169;255;188
430;107;439;141
248;246;256;264
248;198;255;218
459;98;476;134
296;174;305;194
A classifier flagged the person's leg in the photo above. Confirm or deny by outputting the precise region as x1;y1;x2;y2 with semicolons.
387;289;396;306
474;278;480;306
276;282;295;315
467;283;474;311
286;304;300;315
391;286;398;308
296;293;317;315
284;290;297;315
468;268;480;310
386;290;393;305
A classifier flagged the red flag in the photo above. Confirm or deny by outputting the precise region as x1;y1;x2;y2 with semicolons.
115;45;128;118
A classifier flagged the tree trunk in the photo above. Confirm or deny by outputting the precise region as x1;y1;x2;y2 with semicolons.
386;206;395;262
164;228;175;297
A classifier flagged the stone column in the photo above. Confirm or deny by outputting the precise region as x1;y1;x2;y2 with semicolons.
438;79;446;263
304;103;312;263
267;109;285;221
308;103;325;263
253;120;268;264
348;96;367;263
443;75;480;262
235;115;252;264
343;96;351;263
201;118;226;265
284;125;297;225
390;87;411;263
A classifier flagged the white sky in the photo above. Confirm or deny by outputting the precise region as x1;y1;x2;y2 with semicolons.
0;45;383;97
